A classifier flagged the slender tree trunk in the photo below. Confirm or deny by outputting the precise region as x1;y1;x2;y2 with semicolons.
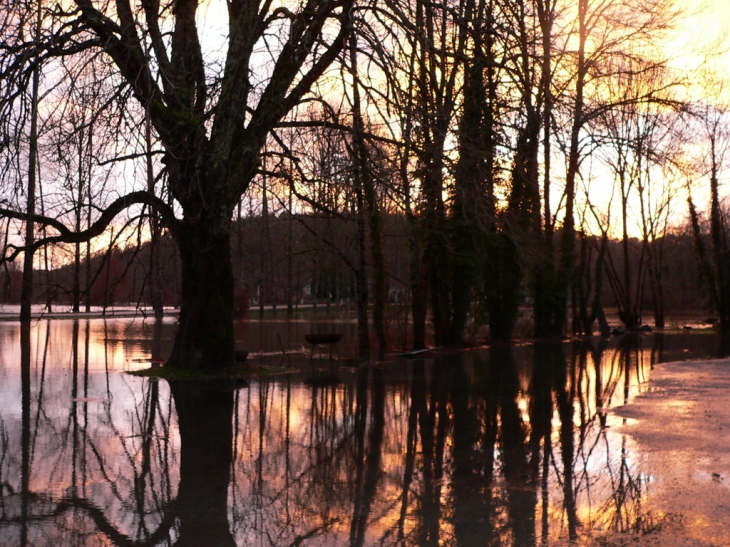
548;0;588;338
20;1;42;321
619;172;640;328
259;175;270;319
39;166;52;312
85;157;92;312
354;174;371;357
287;186;294;318
102;230;113;314
531;0;560;340
84;247;91;310
73;129;84;313
539;0;554;239
397;44;426;350
349;30;386;356
146;109;164;320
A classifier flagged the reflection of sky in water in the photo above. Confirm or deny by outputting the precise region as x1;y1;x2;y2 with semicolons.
0;319;724;545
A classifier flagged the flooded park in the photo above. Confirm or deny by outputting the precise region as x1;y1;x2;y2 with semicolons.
1;314;729;546
6;0;730;542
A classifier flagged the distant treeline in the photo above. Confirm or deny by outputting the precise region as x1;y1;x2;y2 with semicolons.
1;212;704;330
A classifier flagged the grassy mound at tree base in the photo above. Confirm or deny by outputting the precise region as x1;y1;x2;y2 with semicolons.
128;362;294;381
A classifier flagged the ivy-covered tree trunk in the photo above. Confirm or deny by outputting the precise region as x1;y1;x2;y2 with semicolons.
485;234;522;341
410;235;428;349
450;9;489;345
504;109;540;341
688;147;730;345
349;31;384;356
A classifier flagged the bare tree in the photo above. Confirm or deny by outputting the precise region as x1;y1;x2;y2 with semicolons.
1;0;355;369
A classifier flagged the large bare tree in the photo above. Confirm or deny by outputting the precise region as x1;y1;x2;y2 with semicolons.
1;0;354;369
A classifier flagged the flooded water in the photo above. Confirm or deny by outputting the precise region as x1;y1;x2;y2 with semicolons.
0;318;725;546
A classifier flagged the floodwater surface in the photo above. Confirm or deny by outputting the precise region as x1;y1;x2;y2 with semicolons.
0;318;727;546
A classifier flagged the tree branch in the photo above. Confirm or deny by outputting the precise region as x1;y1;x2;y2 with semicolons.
1;191;178;263
275;120;402;147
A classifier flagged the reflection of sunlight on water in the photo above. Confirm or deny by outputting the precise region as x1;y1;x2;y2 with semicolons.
0;319;727;546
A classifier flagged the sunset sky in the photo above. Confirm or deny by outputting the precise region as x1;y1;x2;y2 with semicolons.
672;0;730;81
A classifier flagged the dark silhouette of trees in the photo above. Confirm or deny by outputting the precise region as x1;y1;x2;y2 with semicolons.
0;0;715;353
688;101;730;345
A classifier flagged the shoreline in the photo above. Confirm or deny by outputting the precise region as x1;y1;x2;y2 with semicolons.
0;309;181;321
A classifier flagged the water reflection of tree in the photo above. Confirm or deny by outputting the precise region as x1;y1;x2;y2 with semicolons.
1;320;180;546
416;360;449;547
569;337;654;540
555;342;578;540
227;366;389;546
1;324;672;546
457;340;655;545
450;352;491;547
349;365;385;547
172;382;236;546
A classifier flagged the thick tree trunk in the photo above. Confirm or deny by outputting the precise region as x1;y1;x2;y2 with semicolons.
167;222;235;370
